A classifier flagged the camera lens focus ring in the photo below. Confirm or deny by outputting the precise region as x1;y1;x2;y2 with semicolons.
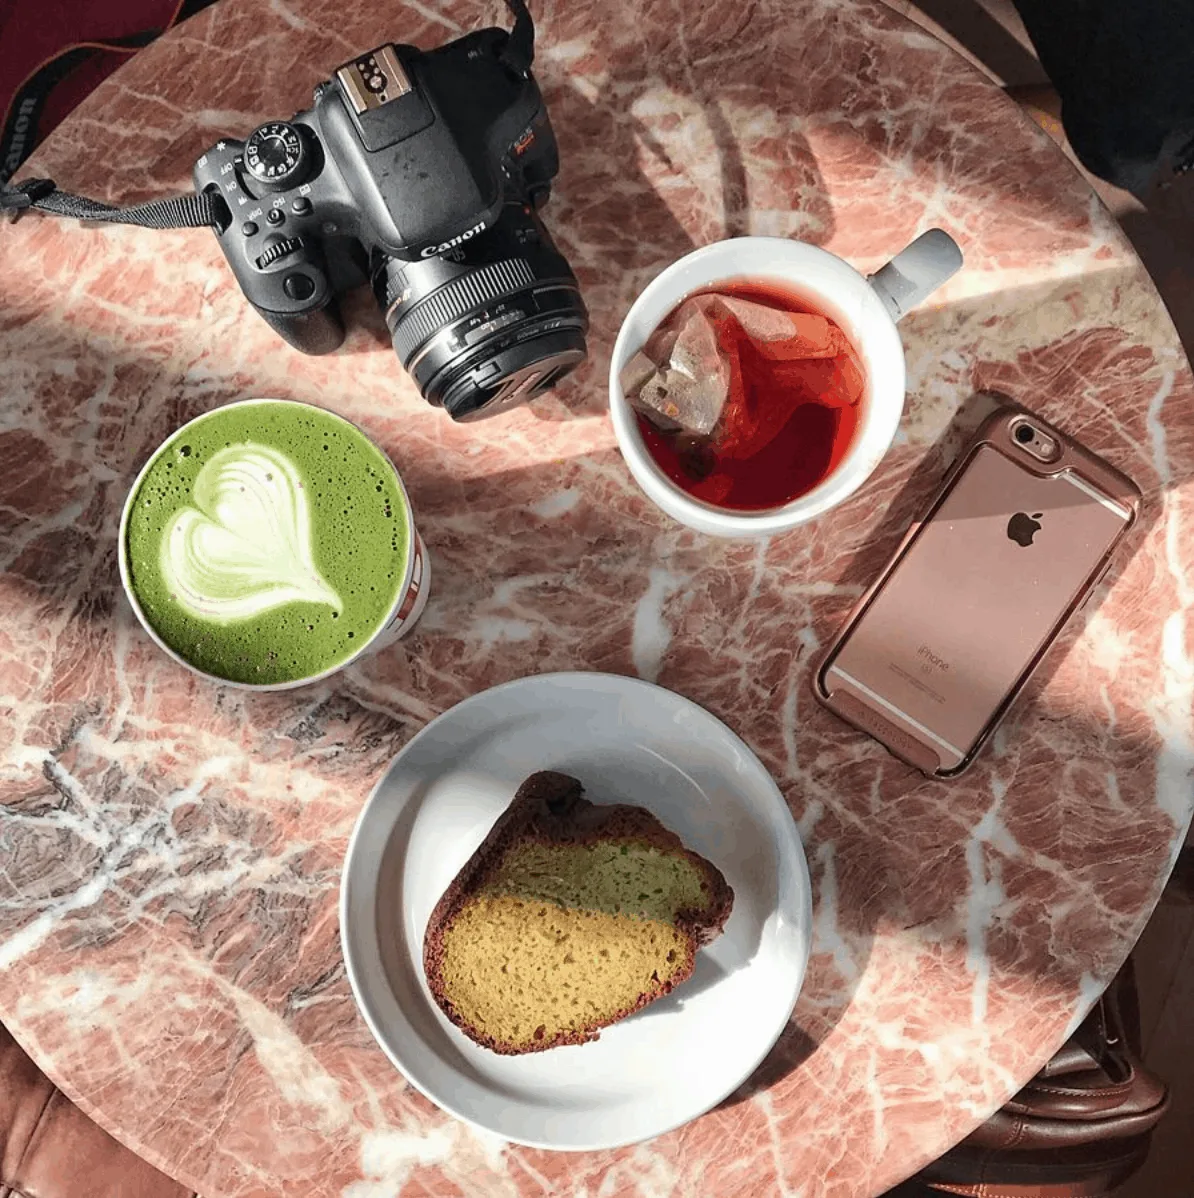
371;201;589;420
388;258;536;364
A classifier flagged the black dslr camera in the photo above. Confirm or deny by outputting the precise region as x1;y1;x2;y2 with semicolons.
193;0;587;421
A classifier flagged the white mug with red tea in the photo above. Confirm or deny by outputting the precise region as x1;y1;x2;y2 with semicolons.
608;231;963;538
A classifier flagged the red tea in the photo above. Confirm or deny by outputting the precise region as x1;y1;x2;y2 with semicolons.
636;280;865;511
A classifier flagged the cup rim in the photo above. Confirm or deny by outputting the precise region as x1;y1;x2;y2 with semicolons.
608;237;906;535
117;397;418;691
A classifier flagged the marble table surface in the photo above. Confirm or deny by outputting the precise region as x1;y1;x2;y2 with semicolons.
2;0;1192;1195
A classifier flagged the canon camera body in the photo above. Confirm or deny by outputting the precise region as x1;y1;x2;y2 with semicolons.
193;0;587;420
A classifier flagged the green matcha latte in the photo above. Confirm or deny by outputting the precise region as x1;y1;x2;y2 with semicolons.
122;400;412;685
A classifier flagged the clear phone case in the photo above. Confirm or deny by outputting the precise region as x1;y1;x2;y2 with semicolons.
814;405;1142;777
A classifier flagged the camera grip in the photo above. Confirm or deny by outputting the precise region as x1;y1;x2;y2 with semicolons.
253;299;345;355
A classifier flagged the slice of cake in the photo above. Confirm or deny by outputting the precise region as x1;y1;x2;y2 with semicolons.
423;771;734;1054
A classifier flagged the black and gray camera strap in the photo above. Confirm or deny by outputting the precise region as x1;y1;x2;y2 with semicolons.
500;0;535;75
0;176;224;228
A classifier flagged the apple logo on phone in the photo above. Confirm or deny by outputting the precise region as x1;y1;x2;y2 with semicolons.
1007;511;1043;547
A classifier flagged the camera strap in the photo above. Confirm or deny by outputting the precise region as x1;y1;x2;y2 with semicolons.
500;0;535;75
0;176;225;228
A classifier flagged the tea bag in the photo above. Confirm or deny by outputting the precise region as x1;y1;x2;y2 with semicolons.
620;298;742;436
712;296;851;362
620;293;864;445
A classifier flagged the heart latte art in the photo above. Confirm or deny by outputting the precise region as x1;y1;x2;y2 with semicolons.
123;400;413;685
161;444;343;622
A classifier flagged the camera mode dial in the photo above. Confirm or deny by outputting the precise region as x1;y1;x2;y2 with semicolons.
243;122;311;192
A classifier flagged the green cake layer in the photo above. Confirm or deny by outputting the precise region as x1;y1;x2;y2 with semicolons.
480;841;712;923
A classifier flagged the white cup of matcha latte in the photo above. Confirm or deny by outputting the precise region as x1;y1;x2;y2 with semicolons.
118;398;429;689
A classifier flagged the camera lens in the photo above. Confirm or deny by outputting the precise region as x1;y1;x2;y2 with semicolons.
1015;423;1034;444
371;202;588;421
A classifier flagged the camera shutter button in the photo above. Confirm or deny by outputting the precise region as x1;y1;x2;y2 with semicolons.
283;274;316;301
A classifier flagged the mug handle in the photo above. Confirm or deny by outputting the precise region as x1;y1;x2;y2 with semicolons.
867;228;963;322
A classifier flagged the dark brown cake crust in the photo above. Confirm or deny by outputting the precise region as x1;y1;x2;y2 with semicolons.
422;771;735;1054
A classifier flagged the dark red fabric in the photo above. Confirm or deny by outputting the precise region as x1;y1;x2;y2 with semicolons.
0;0;217;181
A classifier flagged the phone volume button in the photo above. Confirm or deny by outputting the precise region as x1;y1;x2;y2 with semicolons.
1078;561;1114;613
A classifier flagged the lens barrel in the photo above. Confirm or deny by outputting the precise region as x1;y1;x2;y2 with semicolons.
372;203;588;421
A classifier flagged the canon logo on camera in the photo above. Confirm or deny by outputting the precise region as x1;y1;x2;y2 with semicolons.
418;220;487;258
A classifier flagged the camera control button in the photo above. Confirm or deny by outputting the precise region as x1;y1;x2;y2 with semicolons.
291;197;312;216
241;221;259;237
283;274;316;301
256;236;304;269
266;208;286;226
243;120;311;192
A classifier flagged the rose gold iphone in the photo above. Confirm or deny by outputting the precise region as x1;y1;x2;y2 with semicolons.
814;405;1142;776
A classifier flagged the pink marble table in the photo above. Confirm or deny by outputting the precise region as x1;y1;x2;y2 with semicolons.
1;0;1192;1195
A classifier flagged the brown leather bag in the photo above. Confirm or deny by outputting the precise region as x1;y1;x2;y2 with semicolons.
0;1020;194;1198
916;959;1169;1198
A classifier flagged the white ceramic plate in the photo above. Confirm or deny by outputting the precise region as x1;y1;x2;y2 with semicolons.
340;671;812;1150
